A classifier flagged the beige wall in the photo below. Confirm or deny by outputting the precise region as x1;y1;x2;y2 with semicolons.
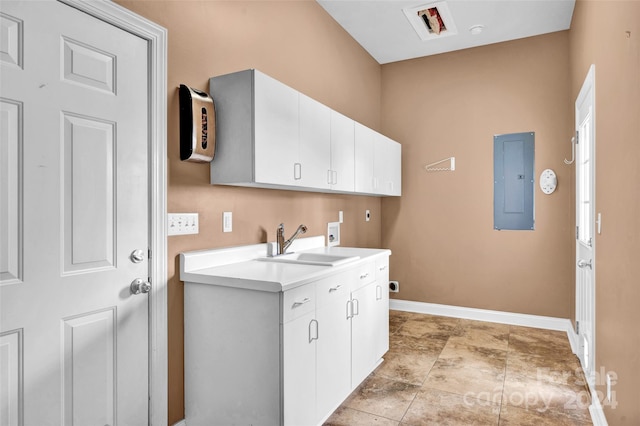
569;1;640;424
114;1;640;424
381;32;574;318
115;1;383;423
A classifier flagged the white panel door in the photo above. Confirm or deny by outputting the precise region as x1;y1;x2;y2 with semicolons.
0;1;150;425
575;65;596;387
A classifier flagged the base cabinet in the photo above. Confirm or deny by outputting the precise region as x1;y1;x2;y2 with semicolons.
184;255;389;426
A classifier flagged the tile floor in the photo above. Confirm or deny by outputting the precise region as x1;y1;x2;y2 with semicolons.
324;310;593;426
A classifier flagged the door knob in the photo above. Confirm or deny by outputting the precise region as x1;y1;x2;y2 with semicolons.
130;278;151;295
130;249;145;263
577;259;592;269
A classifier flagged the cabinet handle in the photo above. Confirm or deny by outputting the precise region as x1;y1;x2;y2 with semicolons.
376;285;382;301
329;284;342;292
293;297;311;308
294;163;302;180
309;319;319;343
379;265;388;271
352;298;359;316
359;272;369;280
346;300;353;319
327;170;332;185
332;170;338;185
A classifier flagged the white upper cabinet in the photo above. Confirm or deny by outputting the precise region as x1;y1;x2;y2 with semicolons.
209;69;400;196
356;123;402;196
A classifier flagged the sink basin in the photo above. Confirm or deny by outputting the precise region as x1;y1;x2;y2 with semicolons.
259;252;360;267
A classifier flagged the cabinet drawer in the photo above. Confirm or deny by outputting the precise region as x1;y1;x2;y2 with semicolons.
283;283;316;323
376;257;389;281
351;261;375;291
315;272;350;307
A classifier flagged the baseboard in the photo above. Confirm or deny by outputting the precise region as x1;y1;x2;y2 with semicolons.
588;391;609;426
389;299;578;353
172;420;187;426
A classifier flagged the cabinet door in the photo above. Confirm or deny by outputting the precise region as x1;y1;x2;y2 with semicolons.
283;311;317;426
387;139;402;196
254;71;299;186
299;93;331;189
350;281;378;386
374;258;390;361
354;122;374;194
374;134;402;196
329;110;355;192
315;280;352;418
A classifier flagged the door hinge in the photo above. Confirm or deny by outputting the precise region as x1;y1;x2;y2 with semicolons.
148;249;152;260
575;130;580;144
576;320;580;335
576;226;579;240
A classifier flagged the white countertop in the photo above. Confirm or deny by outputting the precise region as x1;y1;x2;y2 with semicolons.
180;237;391;292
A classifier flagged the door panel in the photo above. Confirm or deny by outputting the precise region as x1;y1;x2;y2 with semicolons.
63;113;116;273
0;1;150;424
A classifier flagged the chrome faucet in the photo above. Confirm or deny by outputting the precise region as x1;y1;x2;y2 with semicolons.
276;223;308;255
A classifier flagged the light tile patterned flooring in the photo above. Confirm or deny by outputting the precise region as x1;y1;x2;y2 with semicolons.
325;310;593;425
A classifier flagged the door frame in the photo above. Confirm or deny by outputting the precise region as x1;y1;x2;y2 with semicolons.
57;0;168;424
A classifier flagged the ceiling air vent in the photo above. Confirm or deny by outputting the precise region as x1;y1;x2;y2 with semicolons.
403;1;458;41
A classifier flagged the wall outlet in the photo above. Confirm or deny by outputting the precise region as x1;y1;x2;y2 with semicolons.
365;209;371;222
168;213;199;236
223;211;232;233
389;281;399;292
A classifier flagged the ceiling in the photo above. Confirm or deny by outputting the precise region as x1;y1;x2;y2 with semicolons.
316;0;575;64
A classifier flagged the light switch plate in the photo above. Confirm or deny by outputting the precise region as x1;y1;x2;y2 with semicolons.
223;211;232;233
168;213;199;236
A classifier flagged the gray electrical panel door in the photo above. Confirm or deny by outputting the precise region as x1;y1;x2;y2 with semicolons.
494;132;534;230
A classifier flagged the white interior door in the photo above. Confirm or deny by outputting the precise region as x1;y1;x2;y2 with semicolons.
0;1;150;424
575;65;596;387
